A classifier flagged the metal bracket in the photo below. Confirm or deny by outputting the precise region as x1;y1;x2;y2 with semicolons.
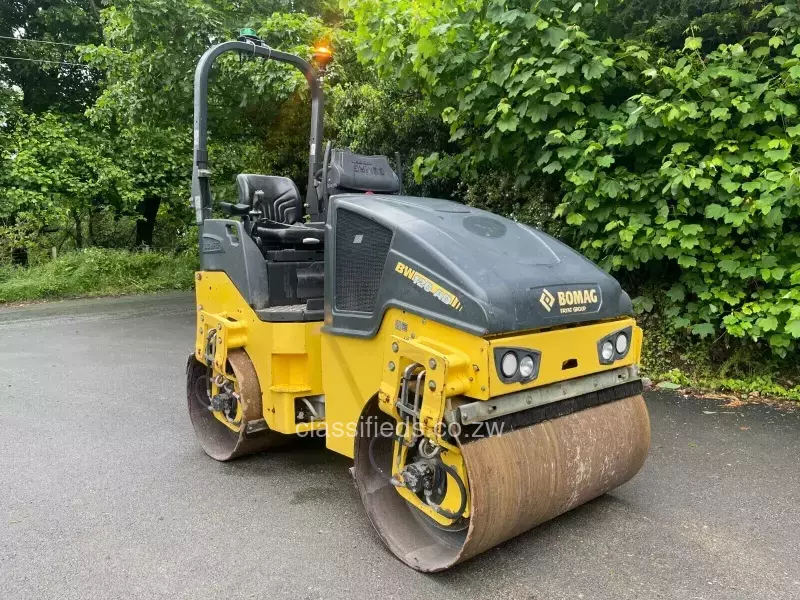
245;419;268;435
195;311;248;374
379;335;472;445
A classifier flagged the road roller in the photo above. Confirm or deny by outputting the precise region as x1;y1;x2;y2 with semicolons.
186;32;650;572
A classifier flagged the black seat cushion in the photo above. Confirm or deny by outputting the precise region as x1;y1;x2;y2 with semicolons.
251;221;324;248
237;174;302;224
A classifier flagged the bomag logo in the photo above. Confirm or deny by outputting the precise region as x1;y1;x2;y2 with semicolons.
540;287;600;314
539;289;555;311
395;261;462;311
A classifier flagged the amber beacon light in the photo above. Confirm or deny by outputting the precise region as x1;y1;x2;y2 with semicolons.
312;44;333;71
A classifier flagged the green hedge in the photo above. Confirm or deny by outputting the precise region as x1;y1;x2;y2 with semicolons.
349;0;800;356
0;248;197;304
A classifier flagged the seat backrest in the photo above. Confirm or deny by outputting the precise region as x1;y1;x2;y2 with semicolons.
327;149;400;195
237;174;302;224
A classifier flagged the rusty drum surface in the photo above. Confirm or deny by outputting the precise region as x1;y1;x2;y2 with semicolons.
355;394;651;572
187;349;286;462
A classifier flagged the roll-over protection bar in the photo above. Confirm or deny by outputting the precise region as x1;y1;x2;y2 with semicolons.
191;41;325;225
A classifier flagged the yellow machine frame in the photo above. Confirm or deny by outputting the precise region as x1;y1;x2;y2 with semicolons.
195;271;642;462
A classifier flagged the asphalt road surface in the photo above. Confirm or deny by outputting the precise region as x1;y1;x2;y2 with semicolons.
1;293;799;600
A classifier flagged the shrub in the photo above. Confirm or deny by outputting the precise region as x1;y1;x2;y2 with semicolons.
0;248;197;304
347;0;800;355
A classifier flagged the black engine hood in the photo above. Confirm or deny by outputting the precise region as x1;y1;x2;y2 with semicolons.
325;194;633;338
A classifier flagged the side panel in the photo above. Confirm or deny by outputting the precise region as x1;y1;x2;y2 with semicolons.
323;200;491;340
322;311;642;459
486;319;642;396
322;308;492;458
195;271;324;435
319;333;384;458
200;219;269;309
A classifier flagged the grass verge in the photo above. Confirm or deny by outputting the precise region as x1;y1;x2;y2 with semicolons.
0;248;197;304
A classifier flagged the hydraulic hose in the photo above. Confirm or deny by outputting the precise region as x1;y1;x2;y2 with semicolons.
426;460;468;521
368;427;467;522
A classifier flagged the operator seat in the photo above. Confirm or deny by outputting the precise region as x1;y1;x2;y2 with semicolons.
237;174;302;224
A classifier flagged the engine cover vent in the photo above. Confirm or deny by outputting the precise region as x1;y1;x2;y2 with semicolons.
335;209;393;313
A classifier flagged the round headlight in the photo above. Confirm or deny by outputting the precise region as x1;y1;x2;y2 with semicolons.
601;340;614;361
519;355;535;379
615;333;628;354
500;352;518;378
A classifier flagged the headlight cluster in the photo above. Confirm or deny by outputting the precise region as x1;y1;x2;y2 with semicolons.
597;326;632;365
495;348;540;384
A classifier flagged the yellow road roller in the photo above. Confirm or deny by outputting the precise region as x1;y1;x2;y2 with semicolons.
186;32;650;572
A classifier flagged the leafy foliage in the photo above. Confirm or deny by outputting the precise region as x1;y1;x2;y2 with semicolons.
0;112;139;249
0;0;103;113
82;1;333;129
75;0;341;240
347;0;800;355
327;81;455;197
600;0;772;51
